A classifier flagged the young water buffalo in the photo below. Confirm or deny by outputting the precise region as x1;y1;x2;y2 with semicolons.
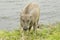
20;2;40;31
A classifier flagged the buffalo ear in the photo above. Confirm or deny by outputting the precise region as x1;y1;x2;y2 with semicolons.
20;15;23;19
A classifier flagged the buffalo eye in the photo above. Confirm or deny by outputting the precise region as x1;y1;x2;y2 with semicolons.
22;20;25;22
27;20;29;22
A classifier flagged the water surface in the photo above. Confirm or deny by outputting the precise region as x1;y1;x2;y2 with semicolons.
0;0;60;30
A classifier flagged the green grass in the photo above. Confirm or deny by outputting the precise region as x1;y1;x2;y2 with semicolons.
0;22;60;40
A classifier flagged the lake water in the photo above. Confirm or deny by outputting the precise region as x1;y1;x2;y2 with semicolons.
0;0;60;30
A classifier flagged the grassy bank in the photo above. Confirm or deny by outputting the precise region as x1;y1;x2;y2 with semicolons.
0;22;60;40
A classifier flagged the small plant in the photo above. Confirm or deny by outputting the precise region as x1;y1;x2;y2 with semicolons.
0;22;60;40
